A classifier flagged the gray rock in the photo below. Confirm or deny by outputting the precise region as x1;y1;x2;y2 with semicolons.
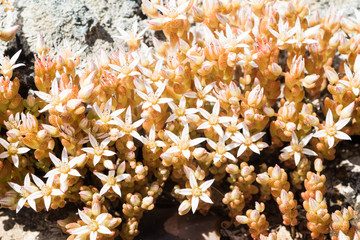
0;0;146;64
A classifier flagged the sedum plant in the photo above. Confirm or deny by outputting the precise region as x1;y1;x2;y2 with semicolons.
0;0;360;239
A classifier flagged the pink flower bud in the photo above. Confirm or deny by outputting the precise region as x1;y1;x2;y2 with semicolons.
178;200;191;215
78;84;94;99
269;62;282;76
290;56;304;78
241;166;252;177
41;124;59;136
236;215;249;224
256;173;269;184
314;159;324;173
340;102;354;119
250;210;260;221
272;165;281;179
104;160;115;170
36;31;46;55
79;118;89;129
309;198;319;211
37;130;48;140
130;194;141;206
0;25;19;42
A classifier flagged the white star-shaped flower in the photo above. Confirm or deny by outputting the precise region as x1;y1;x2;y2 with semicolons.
27;174;63;211
94;162;130;197
135;80;172;112
197;101;231;136
222;115;244;139
207;136;239;163
165;124;206;160
286;18;320;47
109;51;140;79
281;132;317;165
175;167;214;214
44;148;84;191
166;96;198;124
184;76;216;108
34;78;72;113
70;210;113;240
113;106;144;141
0;139;30;168
139;124;166;153
268;18;297;47
339;63;360;96
8;173;38;213
0;50;25;77
313;110;351;148
82;134;115;166
231;124;267;157
92;98;124;126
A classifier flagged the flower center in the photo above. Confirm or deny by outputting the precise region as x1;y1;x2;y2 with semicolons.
51;95;61;106
147;140;157;150
208;114;218;125
192;187;202;197
100;113;111;124
197;90;206;99
41;185;52;196
179;139;189;151
121;64;131;75
88;220;99;232
292;144;303;153
227;124;238;134
20;189;30;198
175;107;185;117
150;74;161;83
168;8;179;19
244;137;253;146
94;146;104;156
122;123;133;134
107;176;117;186
7;145;18;155
59;163;70;174
325;126;337;136
147;93;158;105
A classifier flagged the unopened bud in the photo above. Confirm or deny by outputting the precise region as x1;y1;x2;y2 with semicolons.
37;129;48;140
329;32;341;48
0;25;19;42
78;84;94;100
41;124;59;136
340;102;354;119
256;173;269;184
126;140;134;150
263;106;274;117
26;95;36;107
236;215;249;224
36;31;47;55
271;165;281;179
324;66;339;84
178;200;191;215
192;6;204;21
79;118;89;129
250;210;260;220
226;164;239;175
130;194;141;206
269;62;282;76
314;158;324;173
104;160;115;170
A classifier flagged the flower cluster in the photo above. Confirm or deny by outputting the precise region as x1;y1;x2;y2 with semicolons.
0;0;360;239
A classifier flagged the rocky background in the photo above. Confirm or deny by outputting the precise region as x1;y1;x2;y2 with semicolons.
0;0;359;239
